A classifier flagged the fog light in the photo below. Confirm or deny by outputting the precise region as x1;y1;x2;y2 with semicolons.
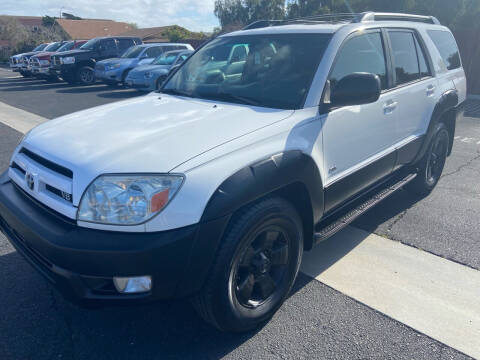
113;276;152;294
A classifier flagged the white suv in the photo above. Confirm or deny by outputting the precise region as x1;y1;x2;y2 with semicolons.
0;13;467;332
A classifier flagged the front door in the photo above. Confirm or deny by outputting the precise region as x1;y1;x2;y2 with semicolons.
322;30;398;212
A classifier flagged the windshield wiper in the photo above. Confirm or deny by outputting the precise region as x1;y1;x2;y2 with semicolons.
160;88;194;97
208;92;261;107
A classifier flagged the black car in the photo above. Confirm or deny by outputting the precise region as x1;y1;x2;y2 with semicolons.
51;36;142;85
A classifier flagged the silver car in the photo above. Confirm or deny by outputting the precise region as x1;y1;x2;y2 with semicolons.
95;43;193;86
125;50;193;91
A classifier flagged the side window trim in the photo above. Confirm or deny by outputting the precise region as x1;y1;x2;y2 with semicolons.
385;28;435;92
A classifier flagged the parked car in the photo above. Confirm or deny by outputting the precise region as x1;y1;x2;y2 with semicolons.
30;40;88;82
10;43;49;77
50;36;142;85
0;13;466;332
95;43;193;86
125;49;193;91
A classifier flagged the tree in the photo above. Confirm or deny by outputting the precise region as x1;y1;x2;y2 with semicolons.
214;0;286;31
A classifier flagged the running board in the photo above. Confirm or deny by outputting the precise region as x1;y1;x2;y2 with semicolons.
313;173;417;245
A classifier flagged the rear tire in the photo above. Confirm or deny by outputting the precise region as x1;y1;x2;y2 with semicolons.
77;66;95;85
407;122;449;196
192;197;303;333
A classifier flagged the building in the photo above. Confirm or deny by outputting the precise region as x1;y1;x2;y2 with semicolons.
55;19;133;40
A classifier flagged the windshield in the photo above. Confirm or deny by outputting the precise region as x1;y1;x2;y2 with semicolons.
121;45;144;58
163;34;331;109
33;44;47;51
57;41;74;52
80;38;99;50
44;42;63;52
153;53;179;65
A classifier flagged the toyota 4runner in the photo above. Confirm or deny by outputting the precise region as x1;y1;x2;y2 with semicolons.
0;13;466;332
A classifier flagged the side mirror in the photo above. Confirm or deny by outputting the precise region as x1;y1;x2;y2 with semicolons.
329;73;381;108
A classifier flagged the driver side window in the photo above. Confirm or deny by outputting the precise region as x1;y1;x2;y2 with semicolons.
329;32;388;90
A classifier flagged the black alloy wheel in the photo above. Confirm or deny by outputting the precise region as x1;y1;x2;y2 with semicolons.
232;227;290;309
78;66;95;85
407;122;450;196
192;197;303;333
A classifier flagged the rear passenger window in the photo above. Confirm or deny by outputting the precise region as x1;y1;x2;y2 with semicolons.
117;39;135;54
389;31;421;86
428;30;461;70
329;32;388;90
146;47;163;58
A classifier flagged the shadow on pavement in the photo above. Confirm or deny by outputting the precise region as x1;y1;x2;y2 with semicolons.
97;91;145;99
0;250;257;359
1;82;71;92
56;84;117;94
0;188;424;359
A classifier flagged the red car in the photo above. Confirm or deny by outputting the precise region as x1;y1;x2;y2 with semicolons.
30;40;88;81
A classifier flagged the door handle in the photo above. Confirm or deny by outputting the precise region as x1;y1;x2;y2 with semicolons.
383;101;398;114
426;85;436;96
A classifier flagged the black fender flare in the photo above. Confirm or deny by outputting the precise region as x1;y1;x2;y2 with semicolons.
200;150;324;245
413;89;459;164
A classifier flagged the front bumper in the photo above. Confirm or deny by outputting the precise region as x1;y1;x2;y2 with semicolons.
124;77;154;91
0;172;229;306
32;66;54;77
95;68;123;83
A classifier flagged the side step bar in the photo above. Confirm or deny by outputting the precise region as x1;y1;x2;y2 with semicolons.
313;173;417;245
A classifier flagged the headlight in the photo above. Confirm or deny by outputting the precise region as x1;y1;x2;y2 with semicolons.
107;64;121;70
62;57;75;64
78;174;184;225
39;59;50;66
144;71;153;79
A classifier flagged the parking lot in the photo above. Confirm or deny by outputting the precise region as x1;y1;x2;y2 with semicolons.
1;66;480;359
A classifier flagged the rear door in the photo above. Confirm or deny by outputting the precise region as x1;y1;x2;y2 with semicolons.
99;38;118;60
116;39;135;57
322;30;398;212
385;29;437;167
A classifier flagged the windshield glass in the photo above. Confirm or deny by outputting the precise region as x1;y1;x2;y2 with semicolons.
57;41;74;52
80;38;99;50
153;53;179;65
121;46;144;58
33;44;47;51
44;42;63;52
163;34;331;109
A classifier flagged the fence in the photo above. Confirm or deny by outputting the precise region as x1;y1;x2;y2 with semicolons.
453;30;480;95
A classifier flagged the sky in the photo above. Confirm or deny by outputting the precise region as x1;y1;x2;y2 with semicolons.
1;0;220;32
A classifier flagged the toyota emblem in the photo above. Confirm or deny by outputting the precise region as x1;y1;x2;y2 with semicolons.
25;173;35;191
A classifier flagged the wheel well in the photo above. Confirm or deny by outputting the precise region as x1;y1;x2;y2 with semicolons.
228;182;315;251
439;108;456;156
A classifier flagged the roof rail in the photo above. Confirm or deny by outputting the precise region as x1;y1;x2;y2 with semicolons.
242;12;440;31
358;12;440;25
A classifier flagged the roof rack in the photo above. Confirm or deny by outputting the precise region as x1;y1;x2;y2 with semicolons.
242;12;440;30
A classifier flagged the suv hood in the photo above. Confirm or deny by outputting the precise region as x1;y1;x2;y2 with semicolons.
132;64;170;74
98;58;134;66
23;95;293;199
55;49;90;57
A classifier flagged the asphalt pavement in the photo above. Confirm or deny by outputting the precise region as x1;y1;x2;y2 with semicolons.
0;68;477;359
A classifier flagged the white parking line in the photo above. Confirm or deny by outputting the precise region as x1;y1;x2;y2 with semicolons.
0;101;47;134
301;226;480;359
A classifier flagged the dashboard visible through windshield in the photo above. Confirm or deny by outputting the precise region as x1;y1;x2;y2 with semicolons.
162;33;332;109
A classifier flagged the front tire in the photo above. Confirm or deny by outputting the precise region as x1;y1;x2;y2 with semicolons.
407;122;450;196
192;197;303;332
77;66;95;85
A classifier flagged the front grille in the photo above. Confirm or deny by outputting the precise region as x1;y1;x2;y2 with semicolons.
11;162;26;175
20;148;73;178
46;184;72;203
